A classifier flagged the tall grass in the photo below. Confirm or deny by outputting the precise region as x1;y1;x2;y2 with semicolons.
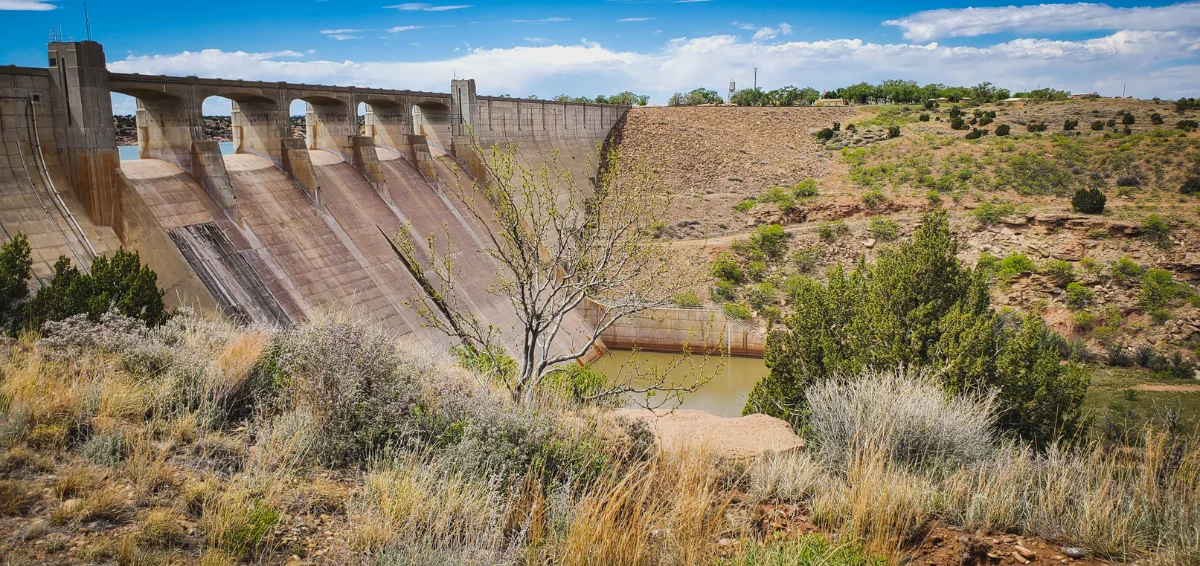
4;311;1198;565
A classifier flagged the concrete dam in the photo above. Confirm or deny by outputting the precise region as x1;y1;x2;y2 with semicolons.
0;40;628;356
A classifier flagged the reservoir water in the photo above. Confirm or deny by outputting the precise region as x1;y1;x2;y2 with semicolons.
592;351;768;417
118;142;234;160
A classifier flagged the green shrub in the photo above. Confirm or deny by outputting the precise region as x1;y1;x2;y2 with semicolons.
744;211;1088;446
731;238;763;260
815;128;835;142
995;152;1076;195
712;280;738;302
723;302;752;320
1178;119;1199;132
994;124;1011;136
925;190;942;207
979;115;993;126
1065;282;1093;309
832;121;840;131
973;201;1015;225
1106;344;1133;367
949;107;963;119
760;186;797;212
1108;257;1141;282
817;220;850;242
750;224;788;259
993;252;1036;278
672;290;702;307
790;246;822;273
1150;113;1163;125
964;128;988;140
1141;214;1171;243
1064;119;1078;130
1090;120;1105;131
1181;176;1200;196
1106;118;1116;128
1072;187;1106;214
1027;122;1048;132
23;249;168;330
1121;113;1135;125
711;253;745;283
81;432;128;466
919;113;930;122
1072;310;1096;330
950;117;967;130
1140;268;1181;309
1042;259;1076;285
746;282;778;311
0;234;32;334
793;178;819;198
887;125;901;138
868;216;899;241
543;364;607;402
860;189;888;210
746;260;768;282
734;198;757;212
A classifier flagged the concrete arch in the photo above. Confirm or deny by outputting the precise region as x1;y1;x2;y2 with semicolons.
412;100;451;150
200;92;289;166
293;93;355;153
361;97;412;154
108;85;197;171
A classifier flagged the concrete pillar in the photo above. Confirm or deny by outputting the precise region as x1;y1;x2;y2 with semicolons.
231;98;287;167
280;138;319;205
406;134;437;179
191;141;237;217
349;136;384;189
450;78;477;138
46;41;121;227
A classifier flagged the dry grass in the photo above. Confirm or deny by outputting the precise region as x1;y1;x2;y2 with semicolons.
549;448;731;566
201;486;281;559
53;463;98;499
348;457;501;554
137;507;185;547
0;478;39;516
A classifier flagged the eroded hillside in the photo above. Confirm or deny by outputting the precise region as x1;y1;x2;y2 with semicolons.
617;98;1200;395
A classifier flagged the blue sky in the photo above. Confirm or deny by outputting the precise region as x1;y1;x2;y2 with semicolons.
2;0;1198;113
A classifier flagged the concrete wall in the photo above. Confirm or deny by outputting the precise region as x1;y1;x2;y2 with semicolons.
0;41;627;364
577;300;766;358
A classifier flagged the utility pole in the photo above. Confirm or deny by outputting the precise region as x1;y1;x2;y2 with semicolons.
753;68;758;90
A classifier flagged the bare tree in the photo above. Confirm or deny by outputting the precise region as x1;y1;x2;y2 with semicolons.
390;137;713;404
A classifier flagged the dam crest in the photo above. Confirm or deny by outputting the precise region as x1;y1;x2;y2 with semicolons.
1;40;627;356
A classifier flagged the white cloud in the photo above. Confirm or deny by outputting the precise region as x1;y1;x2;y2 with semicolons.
779;23;792;35
730;21;756;31
618;17;653;22
320;29;362;40
0;0;55;9
106;30;1200;104
388;25;423;32
524;37;546;43
513;17;570;23
885;2;1200;42
384;3;470;11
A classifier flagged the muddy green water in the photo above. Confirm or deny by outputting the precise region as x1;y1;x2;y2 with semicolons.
592;351;769;417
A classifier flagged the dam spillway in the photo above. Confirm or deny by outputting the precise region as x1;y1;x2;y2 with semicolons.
0;40;626;358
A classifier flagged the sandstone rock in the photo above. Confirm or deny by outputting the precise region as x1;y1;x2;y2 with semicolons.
611;408;803;459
